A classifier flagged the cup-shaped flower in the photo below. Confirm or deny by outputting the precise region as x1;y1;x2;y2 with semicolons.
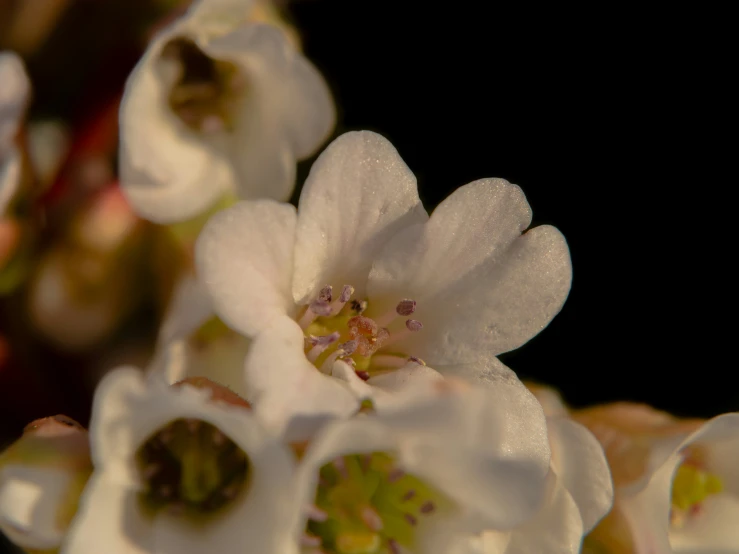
119;0;335;223
0;50;30;215
0;415;92;552
61;368;298;554
289;370;552;554
575;403;739;554
196;130;572;410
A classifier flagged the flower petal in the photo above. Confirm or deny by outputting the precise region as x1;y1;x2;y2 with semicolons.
669;493;739;552
366;362;444;393
196;200;297;338
118;23;236;223
243;316;359;441
0;51;30;148
0;466;75;551
61;479;151;554
504;472;584;554
292;131;428;304
368;179;572;363
0;146;21;214
547;418;613;533
154;275;215;354
203;24;335;203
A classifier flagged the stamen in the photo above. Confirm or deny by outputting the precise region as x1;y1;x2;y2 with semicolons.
339;340;358;356
319;346;353;374
404;513;418;526
355;370;370;381
310;300;332;317
402;490;416;502
306;504;328;522
420;501;435;514
407;356;426;366
332;457;348;479
350;299;367;314
318;285;333;303
307;332;340;363
142;464;161;480
387;468;405;483
328;284;355;315
388;539;400;554
406;319;423;332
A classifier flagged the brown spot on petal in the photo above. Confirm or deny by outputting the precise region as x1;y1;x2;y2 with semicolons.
173;377;251;410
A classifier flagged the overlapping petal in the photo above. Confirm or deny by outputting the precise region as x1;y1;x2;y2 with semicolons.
292;131;429;303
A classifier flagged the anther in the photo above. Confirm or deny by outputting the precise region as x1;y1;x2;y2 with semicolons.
420;501;436;514
212;428;226;446
186;419;200;433
307;332;340;362
407;356;426;366
401;490;416;502
339;339;358;356
142;464;161;480
340;285;354;303
360;506;384;531
406;319;423;332
318;285;333;303
388;539;401;554
306;504;328;522
404;513;418;526
387;468;405;483
310;300;332;317
355;370;370;381
333;457;348;479
397;299;416;316
350;299;367;314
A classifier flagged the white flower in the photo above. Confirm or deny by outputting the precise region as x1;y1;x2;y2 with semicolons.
0;416;91;552
576;404;739;554
119;0;335;224
196;130;572;422
289;368;552;554
0;51;30;215
61;367;298;554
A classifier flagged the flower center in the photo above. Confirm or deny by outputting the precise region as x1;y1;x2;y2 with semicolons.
161;38;246;134
304;453;449;554
670;455;723;528
136;418;250;517
298;285;424;381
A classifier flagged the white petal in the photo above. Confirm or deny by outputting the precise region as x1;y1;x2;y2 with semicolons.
0;146;21;214
67;367;298;554
504;471;584;554
292;131;428;304
118;24;235;224
0;466;74;550
195;200;297;338
669;494;739;552
686;413;739;495
187;0;255;27
368;179;572;363
243;316;359;441
547;418;613;534
202;24;335;203
155;275;215;349
0;51;30;147
61;478;151;554
366;362;444;393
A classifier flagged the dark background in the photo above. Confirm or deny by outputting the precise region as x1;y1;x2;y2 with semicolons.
0;1;730;552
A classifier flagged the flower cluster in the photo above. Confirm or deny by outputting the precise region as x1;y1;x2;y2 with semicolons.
0;1;735;554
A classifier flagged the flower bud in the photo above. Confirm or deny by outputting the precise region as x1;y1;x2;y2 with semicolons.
0;415;92;552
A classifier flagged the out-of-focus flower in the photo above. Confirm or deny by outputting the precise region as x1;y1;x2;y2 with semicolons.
0;415;91;552
0;50;30;215
575;403;739;554
119;0;335;224
150;275;251;399
62;368;298;554
460;415;613;554
197;131;571;412
289;373;553;554
28;186;147;350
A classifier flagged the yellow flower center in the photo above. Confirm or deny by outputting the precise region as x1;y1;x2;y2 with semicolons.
305;453;451;554
162;38;246;134
136;418;251;518
298;285;424;381
670;459;723;528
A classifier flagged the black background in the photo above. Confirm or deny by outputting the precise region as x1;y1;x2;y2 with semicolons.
0;1;731;552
